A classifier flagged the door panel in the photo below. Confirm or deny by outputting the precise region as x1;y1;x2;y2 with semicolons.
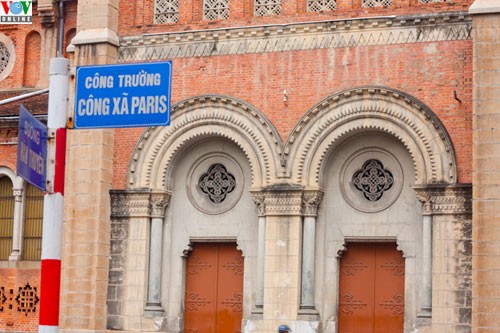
338;243;404;333
184;243;243;333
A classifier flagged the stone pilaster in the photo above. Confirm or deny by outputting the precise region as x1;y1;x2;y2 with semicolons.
261;184;303;331
470;1;500;330
414;184;472;331
107;189;151;330
60;1;119;331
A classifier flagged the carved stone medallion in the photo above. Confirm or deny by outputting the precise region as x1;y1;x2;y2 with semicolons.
340;148;403;213
187;153;244;215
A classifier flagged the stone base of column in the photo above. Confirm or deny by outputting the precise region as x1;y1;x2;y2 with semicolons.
144;303;165;317
8;251;21;261
298;307;319;320
417;307;432;319
251;304;263;315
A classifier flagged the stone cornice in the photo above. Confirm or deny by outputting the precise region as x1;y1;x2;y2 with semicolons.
262;183;304;216
111;189;151;218
119;12;471;61
110;189;171;218
414;184;472;216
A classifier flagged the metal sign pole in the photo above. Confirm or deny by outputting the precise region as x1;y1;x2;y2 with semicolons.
38;58;69;333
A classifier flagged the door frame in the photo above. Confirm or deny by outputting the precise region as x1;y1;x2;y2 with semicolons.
182;239;245;331
336;238;409;332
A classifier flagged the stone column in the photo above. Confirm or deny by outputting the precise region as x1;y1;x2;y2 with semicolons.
414;189;433;319
470;1;500;330
251;194;266;312
9;188;24;260
145;191;171;315
262;184;303;330
300;190;323;312
61;0;119;331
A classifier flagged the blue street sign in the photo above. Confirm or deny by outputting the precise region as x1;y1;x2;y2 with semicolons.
73;61;172;129
17;105;47;191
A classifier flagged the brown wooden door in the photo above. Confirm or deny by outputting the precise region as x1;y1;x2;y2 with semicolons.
338;242;404;333
184;242;243;333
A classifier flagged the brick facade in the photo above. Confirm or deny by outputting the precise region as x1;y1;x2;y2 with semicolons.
0;267;40;332
0;0;488;332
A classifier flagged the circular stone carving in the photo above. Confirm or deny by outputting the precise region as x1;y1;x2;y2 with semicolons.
340;148;403;213
187;153;244;215
0;34;15;81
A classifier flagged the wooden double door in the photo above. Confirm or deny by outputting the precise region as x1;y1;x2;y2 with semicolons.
338;242;405;333
184;242;243;333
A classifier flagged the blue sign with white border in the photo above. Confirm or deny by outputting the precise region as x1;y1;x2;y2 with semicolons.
74;61;172;129
17;104;47;191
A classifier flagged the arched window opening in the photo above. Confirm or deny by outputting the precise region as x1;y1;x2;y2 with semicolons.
23;31;41;87
22;184;43;260
0;176;14;260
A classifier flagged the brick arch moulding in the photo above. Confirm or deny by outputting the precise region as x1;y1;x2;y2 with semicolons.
127;95;283;190
284;86;457;187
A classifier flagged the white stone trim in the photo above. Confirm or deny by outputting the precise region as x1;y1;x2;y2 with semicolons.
119;12;471;61
285;87;457;186
128;95;282;189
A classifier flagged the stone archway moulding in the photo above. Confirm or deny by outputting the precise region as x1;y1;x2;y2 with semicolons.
284;86;457;186
128;95;283;190
128;88;457;190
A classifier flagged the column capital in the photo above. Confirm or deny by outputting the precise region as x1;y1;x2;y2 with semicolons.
413;184;472;215
12;188;23;201
150;191;171;218
302;190;324;217
251;193;266;217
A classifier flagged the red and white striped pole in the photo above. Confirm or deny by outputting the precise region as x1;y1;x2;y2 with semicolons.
39;58;69;333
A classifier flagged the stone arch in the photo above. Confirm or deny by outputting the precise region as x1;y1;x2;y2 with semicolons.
284;86;457;186
0;166;23;190
128;95;282;190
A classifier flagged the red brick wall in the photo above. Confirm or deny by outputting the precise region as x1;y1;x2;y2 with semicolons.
23;31;41;87
112;39;473;188
0;2;77;90
119;0;474;35
0;268;41;332
0;7;43;90
0;143;18;172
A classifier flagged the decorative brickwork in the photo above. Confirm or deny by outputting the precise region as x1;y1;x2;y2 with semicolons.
119;13;471;61
362;0;392;8
254;0;282;16
0;269;40;332
203;0;230;20
307;0;336;12
154;0;179;24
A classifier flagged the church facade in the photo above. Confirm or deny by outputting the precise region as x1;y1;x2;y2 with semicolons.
1;0;499;332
